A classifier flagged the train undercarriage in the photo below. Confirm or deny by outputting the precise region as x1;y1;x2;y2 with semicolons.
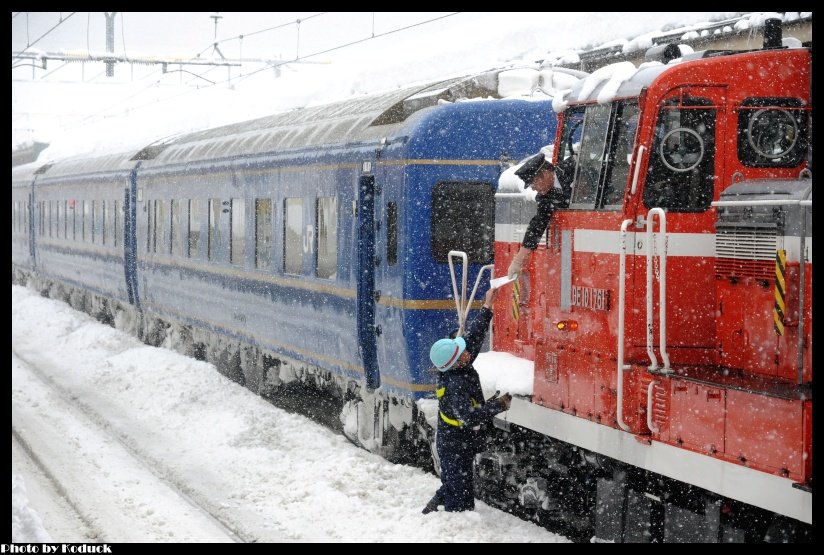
12;268;812;543
474;420;812;543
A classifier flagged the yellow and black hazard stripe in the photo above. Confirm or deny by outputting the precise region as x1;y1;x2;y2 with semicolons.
774;249;786;336
511;278;521;321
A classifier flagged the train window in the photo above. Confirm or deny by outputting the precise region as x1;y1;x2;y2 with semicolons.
316;197;338;279
92;200;98;243
72;201;79;241
101;201;107;245
284;198;303;274
737;97;807;168
602;101;640;208
644;97;715;212
189;199;202;258
208;198;222;262
570;104;610;208
98;200;104;243
56;201;62;239
230;198;245;266
104;201;110;246
156;200;165;254
386;202;398;266
170;199;182;256
255;198;273;270
431;181;495;264
83;200;91;242
146;200;153;252
48;201;54;238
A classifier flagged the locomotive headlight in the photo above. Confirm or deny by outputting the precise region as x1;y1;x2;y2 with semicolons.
555;320;578;331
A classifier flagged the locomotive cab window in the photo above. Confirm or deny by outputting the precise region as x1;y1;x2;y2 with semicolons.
567;101;638;210
643;97;716;212
737;97;808;168
602;101;639;208
570;104;610;208
431;181;494;264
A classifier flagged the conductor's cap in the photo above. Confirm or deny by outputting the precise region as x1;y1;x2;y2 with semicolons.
514;152;554;188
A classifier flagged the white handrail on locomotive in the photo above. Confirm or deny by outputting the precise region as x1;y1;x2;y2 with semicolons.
616;218;633;432
647;379;662;434
447;250;493;338
645;207;670;373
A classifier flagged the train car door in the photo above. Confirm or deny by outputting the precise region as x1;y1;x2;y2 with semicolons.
124;164;141;308
356;172;380;390
555;100;642;419
28;188;36;265
634;85;726;364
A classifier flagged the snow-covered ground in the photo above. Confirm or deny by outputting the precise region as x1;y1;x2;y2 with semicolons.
11;284;568;543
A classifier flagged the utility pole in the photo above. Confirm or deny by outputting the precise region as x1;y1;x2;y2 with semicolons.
104;12;117;77
209;13;226;60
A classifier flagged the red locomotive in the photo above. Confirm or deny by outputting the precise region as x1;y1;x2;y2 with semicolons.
485;19;811;542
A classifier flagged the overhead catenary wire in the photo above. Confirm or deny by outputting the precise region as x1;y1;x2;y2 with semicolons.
12;12;77;63
56;12;463;130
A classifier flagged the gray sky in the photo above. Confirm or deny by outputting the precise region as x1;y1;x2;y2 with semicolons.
13;12;741;84
12;12;744;150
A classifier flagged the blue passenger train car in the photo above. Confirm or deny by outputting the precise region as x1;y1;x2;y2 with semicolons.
12;69;555;461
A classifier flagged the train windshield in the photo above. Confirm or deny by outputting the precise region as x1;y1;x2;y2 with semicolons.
643;97;716;212
736;97;809;168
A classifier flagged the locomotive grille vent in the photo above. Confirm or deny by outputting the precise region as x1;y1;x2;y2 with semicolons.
715;226;777;280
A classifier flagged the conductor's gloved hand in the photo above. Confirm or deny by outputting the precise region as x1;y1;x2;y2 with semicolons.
499;393;512;411
507;257;523;279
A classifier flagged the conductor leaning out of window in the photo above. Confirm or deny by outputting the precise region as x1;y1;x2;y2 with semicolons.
507;151;573;279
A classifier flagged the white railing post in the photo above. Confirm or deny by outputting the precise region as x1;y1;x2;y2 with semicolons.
647;379;661;433
448;250;493;338
616;219;633;431
448;250;468;337
646;208;670;373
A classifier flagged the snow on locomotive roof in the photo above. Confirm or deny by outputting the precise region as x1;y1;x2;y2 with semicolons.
555;60;667;110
